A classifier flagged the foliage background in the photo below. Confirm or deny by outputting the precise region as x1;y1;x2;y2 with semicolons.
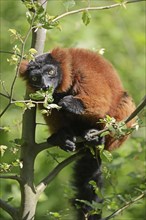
0;0;145;219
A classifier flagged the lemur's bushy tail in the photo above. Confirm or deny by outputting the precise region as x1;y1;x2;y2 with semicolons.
73;148;102;220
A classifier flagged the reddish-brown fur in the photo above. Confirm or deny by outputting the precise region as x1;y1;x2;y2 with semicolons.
51;48;136;150
20;48;136;150
19;60;29;76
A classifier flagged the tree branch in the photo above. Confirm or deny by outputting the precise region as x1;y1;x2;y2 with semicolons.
34;141;54;155
0;199;19;220
125;95;146;124
0;175;21;184
36;149;85;195
52;0;145;23
80;95;146;140
0;92;16;101
0;50;22;57
0;18;34;118
101;191;146;220
32;95;146;155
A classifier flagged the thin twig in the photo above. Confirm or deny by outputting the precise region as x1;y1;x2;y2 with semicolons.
0;15;35;118
41;0;48;7
101;191;146;220
0;50;22;57
125;95;146;124
0;175;21;184
0;92;16;101
11;100;44;104
52;0;145;23
1;81;10;97
80;95;146;139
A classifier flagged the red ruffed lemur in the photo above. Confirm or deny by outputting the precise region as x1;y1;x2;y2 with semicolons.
19;48;135;220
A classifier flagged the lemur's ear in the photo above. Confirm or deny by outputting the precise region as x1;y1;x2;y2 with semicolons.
19;60;29;77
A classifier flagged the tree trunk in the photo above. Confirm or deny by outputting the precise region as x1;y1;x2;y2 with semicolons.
19;0;47;219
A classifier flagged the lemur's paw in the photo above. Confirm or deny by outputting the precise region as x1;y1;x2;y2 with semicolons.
84;129;105;146
47;129;77;152
58;95;84;115
84;129;100;142
61;139;76;152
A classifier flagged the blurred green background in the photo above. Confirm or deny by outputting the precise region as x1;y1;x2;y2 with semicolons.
0;0;145;220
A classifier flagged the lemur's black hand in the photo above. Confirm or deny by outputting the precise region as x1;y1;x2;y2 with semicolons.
84;129;105;146
58;95;84;114
47;128;77;152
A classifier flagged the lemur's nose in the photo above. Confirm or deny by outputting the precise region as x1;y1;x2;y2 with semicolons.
41;85;49;91
41;75;50;91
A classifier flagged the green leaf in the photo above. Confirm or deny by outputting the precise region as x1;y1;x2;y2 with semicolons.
117;194;127;203
82;10;91;26
100;150;113;162
0;126;10;132
7;54;19;65
29;48;37;55
49;212;61;218
89;180;103;198
23;0;34;10
41;109;49;115
100;131;110;137
8;29;23;43
14;102;26;108
26;11;32;24
0;163;11;172
25;48;37;61
76;199;92;207
102;165;111;178
44;103;61;110
36;3;45;15
9;29;17;35
89;147;95;156
0;145;7;157
76;199;103;211
41;14;61;30
91;201;103;210
26;102;35;109
89;180;97;187
97;144;104;151
13;45;20;54
41;104;60;116
30;88;54;102
29;90;45;100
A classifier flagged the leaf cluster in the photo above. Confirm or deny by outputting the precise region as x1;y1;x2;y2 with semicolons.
24;1;61;30
76;198;102;217
30;88;61;115
100;115;139;139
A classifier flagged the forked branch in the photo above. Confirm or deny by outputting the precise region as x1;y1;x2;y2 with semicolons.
0;199;19;220
36;149;84;195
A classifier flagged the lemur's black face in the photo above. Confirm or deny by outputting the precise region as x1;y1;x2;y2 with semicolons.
27;53;62;91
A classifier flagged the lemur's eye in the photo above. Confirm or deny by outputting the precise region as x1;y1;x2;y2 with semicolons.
32;76;37;81
48;69;55;75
